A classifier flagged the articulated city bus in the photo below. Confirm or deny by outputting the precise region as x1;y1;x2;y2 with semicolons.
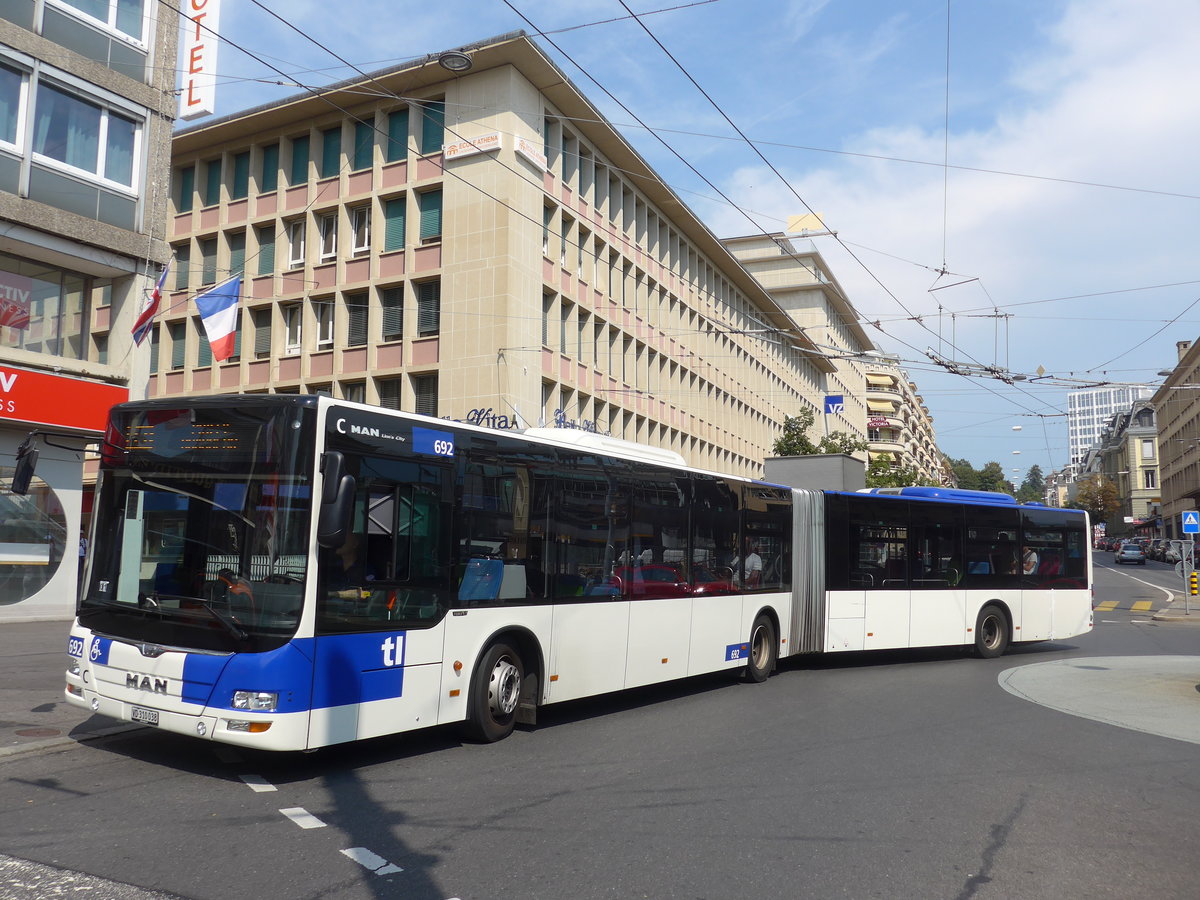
64;395;1092;750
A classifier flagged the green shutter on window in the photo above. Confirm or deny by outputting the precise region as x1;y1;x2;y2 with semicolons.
347;293;368;347
232;151;250;199
257;227;275;275
386;109;408;163
290;135;309;185
170;323;185;369
177;166;194;212
418;101;444;155
197;320;212;367
204;159;221;206
384;197;406;251
321;126;341;178
260;144;279;193
417;280;440;335
254;309;271;357
174;245;190;291
149;327;160;372
418;190;442;241
201;238;217;284
353;121;373;171
381;286;403;340
228;231;246;276
413;374;438;417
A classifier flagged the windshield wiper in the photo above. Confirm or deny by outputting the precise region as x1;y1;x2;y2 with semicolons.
140;591;250;642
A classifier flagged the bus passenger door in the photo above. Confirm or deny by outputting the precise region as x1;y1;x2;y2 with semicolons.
908;511;966;649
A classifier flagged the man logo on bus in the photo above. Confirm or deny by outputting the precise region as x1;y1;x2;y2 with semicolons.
381;635;405;667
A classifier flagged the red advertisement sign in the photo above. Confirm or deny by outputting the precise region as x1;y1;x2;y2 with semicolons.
0;272;32;329
0;366;128;433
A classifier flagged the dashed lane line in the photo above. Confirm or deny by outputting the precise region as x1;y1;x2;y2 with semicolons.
239;774;277;792
280;807;327;829
341;847;404;876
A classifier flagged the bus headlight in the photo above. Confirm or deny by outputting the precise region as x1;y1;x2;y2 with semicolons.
67;659;81;677
232;690;278;711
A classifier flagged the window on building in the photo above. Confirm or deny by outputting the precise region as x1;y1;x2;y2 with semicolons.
255;225;275;276
1142;439;1155;460
1143;469;1157;489
32;80;140;188
350;205;371;256
346;292;368;347
199;237;216;285
418;189;442;243
353;121;373;171
343;381;365;404
227;231;245;277
173;243;189;291
383;196;405;252
287;219;306;268
380;286;403;342
386;109;408;163
318;212;337;262
253;307;271;359
418;100;444;155
169;321;185;369
320;125;340;179
230;151;249;200
416;280;440;336
56;0;146;41
314;300;333;347
542;292;552;347
290;134;309;185
412;373;438;417
196;316;211;367
283;304;302;354
202;158;221;206
378;378;402;410
259;143;279;193
175;164;194;213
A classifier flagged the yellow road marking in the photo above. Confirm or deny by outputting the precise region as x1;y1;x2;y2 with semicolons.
1131;600;1153;612
1095;600;1118;610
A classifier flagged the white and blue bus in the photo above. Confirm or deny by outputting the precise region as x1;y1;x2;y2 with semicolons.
64;395;1093;750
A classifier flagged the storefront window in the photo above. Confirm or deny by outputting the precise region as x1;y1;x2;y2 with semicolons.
0;252;90;361
0;472;67;606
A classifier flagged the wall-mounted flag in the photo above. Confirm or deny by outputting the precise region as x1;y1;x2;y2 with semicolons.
194;275;241;361
132;263;170;346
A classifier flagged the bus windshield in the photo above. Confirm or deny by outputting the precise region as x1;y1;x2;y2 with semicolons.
80;401;316;653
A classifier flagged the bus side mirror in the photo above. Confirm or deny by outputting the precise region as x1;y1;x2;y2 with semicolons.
10;436;39;496
317;451;355;548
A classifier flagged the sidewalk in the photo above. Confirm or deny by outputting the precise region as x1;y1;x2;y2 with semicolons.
1151;592;1200;622
0;619;137;761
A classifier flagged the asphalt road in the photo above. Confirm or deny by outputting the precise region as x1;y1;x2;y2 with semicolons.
1;578;1197;900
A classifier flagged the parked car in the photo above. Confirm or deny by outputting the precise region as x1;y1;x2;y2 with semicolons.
1114;543;1147;565
607;563;735;599
1163;542;1182;564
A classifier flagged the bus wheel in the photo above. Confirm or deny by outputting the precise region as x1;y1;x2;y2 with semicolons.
465;642;524;742
974;605;1010;659
744;615;777;683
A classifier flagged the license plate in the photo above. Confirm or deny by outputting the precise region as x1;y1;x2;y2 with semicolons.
130;706;159;726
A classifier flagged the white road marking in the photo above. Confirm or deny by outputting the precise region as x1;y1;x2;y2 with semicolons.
239;774;277;792
1106;568;1176;601
280;807;326;829
341;847;404;875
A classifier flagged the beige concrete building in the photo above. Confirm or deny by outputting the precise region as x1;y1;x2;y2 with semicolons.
863;355;946;484
161;33;844;478
721;233;874;450
1153;339;1200;539
0;0;177;618
1097;399;1160;538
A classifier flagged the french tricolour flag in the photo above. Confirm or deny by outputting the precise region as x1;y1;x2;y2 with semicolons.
131;262;170;346
194;275;242;361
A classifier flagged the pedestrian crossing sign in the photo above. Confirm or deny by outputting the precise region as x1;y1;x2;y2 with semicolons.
1182;511;1200;534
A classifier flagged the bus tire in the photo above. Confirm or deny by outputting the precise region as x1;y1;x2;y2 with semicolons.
744;615;777;683
974;604;1010;659
464;642;524;743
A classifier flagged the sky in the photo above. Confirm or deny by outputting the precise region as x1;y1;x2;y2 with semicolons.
187;0;1200;480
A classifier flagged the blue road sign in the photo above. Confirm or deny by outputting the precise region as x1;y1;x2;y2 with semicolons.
1182;511;1199;534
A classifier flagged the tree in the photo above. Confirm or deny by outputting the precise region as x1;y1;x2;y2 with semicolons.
772;408;867;457
865;456;937;488
1069;474;1121;526
1017;465;1046;504
949;458;981;490
976;461;1010;493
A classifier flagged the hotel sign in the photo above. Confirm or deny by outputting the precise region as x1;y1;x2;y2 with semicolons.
444;132;502;161
179;0;221;120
